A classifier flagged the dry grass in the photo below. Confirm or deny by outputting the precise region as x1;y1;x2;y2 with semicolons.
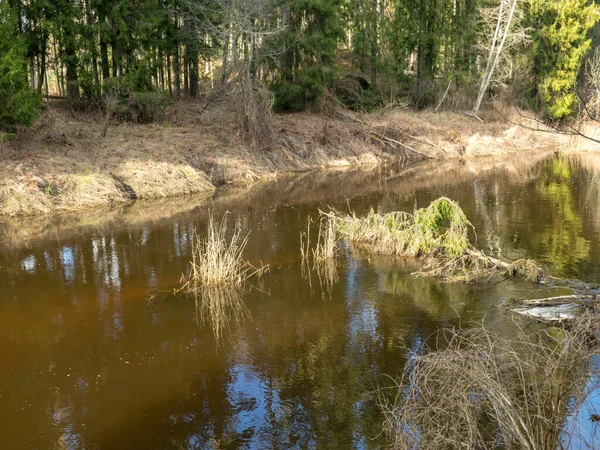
179;212;268;343
300;216;340;296
381;314;600;450
1;98;584;219
180;212;268;291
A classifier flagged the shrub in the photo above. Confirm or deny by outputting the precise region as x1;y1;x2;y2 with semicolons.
102;75;170;124
273;66;336;111
334;75;382;112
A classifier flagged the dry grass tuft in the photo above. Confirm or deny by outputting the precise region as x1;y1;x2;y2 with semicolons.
0;182;52;217
381;314;600;449
301;216;339;296
507;259;546;282
180;212;269;291
115;161;214;200
179;212;268;343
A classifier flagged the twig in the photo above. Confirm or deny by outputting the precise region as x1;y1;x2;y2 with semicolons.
436;79;453;112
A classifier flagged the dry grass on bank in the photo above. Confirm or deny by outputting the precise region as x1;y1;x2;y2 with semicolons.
1;99;595;219
381;314;600;450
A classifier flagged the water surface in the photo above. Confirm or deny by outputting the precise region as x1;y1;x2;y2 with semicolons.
1;153;600;449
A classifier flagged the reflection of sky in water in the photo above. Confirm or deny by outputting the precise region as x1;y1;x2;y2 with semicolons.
108;238;120;289
60;247;75;282
43;251;53;271
21;254;36;273
563;356;600;449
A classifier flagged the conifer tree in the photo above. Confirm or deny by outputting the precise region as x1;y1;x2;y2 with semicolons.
0;2;41;131
530;0;598;119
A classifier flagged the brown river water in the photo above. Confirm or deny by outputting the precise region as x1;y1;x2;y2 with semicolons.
1;153;600;449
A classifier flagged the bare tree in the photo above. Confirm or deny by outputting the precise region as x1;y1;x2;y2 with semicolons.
474;0;522;115
181;0;285;147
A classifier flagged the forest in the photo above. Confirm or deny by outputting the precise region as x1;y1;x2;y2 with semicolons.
1;0;599;139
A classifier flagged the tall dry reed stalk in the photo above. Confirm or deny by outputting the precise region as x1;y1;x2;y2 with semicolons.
380;314;600;449
300;216;339;296
179;212;268;344
181;212;268;292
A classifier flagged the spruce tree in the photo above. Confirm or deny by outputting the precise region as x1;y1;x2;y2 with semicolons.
530;0;598;119
0;2;41;132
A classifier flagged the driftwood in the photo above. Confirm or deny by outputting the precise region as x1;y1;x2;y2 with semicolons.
505;294;597;324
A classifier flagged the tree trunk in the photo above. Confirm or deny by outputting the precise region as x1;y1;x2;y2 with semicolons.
111;37;119;77
185;16;199;98
174;44;181;98
221;29;230;85
167;51;172;95
64;25;79;101
370;0;378;86
100;20;110;80
474;0;518;114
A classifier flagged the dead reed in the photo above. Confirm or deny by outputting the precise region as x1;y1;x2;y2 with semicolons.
300;216;339;296
180;212;268;292
380;314;600;449
179;212;268;343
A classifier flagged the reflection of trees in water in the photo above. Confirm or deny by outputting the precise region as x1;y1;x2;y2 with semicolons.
383;270;471;320
499;158;591;278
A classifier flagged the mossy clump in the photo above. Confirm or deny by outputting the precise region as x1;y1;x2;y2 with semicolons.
335;197;472;258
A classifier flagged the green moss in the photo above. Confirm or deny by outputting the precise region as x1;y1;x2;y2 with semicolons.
336;197;472;258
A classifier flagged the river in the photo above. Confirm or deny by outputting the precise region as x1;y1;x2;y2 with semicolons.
1;153;599;449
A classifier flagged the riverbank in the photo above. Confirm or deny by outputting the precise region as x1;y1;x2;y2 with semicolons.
0;152;556;250
0;100;596;218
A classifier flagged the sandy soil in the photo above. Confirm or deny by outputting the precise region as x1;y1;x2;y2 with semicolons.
0;99;596;219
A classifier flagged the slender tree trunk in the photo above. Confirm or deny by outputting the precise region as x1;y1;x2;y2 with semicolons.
474;0;518;114
100;18;110;80
158;48;165;89
167;51;173;95
221;29;230;85
185;16;199;98
65;25;79;101
39;31;48;91
174;44;181;98
29;57;36;90
53;36;63;96
370;0;378;86
111;37;119;77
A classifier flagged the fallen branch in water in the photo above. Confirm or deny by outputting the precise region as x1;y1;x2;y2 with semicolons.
326;198;544;283
327;197;600;324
